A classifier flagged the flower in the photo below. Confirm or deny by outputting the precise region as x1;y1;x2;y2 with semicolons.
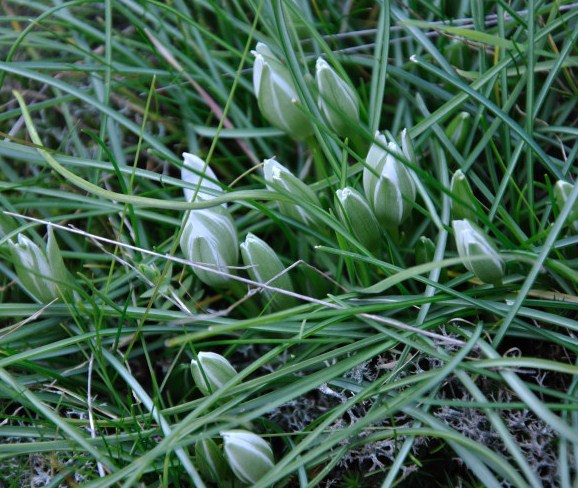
180;204;238;288
263;158;325;232
362;131;416;229
315;57;359;137
190;352;238;396
415;235;436;265
335;187;382;253
554;180;578;231
252;42;313;140
445;111;471;151
450;169;479;222
240;233;296;310
452;219;504;285
221;430;274;484
8;226;73;302
181;152;222;204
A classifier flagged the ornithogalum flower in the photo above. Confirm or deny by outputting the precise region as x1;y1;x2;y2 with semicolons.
335;187;382;253
181;152;223;204
252;42;313;140
263;158;325;232
180;203;238;288
190;352;238;396
316;57;359;137
362;131;416;230
450;170;480;222
445;111;471;151
240;233;296;310
452;219;504;285
221;430;274;485
415;236;436;266
8;226;73;302
554;180;578;231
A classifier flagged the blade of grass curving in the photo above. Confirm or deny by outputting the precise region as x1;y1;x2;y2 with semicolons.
1;64;175;160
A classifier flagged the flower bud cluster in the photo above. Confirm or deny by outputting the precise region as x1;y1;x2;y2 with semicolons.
180;154;296;308
252;43;360;140
362;130;416;231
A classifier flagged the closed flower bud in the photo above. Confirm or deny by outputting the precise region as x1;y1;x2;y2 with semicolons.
8;227;73;302
445;111;471;151
181;152;222;204
195;438;232;483
416;236;447;281
316;58;359;137
263;158;325;232
450;170;480;222
415;236;436;265
240;233;296;310
221;430;274;485
252;42;313;140
362;132;416;229
554;180;578;231
452;219;504;285
180;205;238;288
190;352;237;396
335;187;382;253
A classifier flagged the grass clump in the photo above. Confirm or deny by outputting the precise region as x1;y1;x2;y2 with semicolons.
1;1;578;486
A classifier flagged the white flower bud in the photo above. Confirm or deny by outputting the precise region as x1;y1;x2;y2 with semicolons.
445;111;471;151
190;352;237;396
180;205;238;288
415;236;436;265
335;187;382;253
8;227;73;302
221;429;274;484
554;180;578;231
315;57;359;137
252;43;313;140
363;132;416;229
263;158;325;232
181;152;222;204
450;170;479;222
240;233;296;310
452;219;504;285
